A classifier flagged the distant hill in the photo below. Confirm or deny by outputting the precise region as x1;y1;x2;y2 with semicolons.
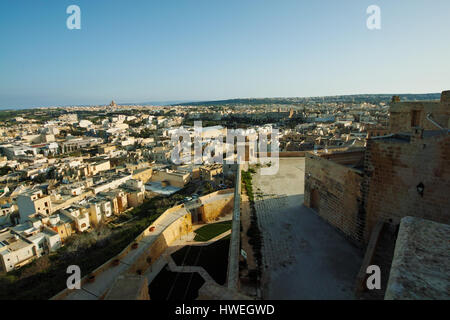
172;93;441;106
123;100;200;106
0;93;441;111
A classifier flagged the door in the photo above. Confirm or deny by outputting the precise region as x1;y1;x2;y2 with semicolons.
310;189;320;212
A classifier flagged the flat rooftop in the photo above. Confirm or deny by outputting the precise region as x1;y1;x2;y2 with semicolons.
145;182;181;196
0;230;32;252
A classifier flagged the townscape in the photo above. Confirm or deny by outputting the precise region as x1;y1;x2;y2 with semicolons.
1;0;449;307
0;92;448;300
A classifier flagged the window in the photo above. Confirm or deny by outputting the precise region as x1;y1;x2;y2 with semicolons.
411;110;421;127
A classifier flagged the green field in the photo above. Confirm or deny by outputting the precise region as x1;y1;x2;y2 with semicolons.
194;220;232;242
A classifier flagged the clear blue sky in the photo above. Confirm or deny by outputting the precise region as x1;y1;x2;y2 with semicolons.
0;0;449;108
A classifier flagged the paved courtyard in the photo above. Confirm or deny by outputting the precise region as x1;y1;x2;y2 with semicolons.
252;158;363;300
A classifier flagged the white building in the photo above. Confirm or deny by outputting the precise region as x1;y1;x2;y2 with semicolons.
0;229;36;272
60;207;90;232
79;120;93;128
11;223;61;257
0;144;38;160
0;225;59;273
17;189;53;223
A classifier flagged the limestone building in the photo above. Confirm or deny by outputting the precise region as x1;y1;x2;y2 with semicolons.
17;189;53;223
304;90;450;244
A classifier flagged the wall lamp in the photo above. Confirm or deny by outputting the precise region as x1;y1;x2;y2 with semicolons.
416;182;424;197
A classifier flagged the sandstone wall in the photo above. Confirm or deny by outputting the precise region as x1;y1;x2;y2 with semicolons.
304;153;365;243
199;189;234;223
389;100;450;133
363;134;450;242
128;212;192;274
51;204;192;300
132;168;153;183
304;132;450;245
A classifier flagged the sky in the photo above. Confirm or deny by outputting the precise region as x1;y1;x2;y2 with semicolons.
0;0;449;109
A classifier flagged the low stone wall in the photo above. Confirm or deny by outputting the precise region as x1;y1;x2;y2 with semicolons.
257;151;306;158
51;188;238;300
51;204;192;300
104;275;150;300
257;148;358;158
127;212;192;275
132;168;153;183
227;165;241;290
199;189;234;223
385;216;450;300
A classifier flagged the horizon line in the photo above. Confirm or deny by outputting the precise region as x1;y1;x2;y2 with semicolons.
0;91;443;111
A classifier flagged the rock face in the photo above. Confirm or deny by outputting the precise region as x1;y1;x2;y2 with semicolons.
385;216;450;300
